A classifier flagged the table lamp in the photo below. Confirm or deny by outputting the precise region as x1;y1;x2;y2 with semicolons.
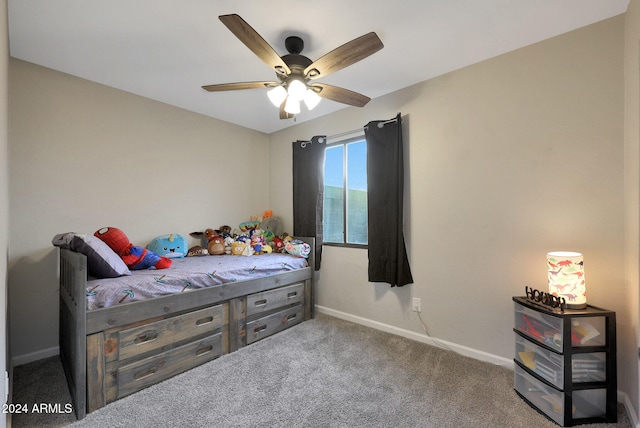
547;251;586;309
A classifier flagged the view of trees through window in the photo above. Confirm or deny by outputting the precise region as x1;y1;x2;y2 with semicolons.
323;138;367;245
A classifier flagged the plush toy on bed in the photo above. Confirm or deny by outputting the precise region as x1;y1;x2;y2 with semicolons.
147;234;188;258
271;237;285;252
190;228;225;255
217;225;234;238
260;215;282;242
94;227;172;270
251;233;269;255
186;245;208;257
284;240;311;258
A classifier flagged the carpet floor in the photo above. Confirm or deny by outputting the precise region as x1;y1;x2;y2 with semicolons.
11;313;632;427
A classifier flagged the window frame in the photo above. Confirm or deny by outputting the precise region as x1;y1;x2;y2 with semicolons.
322;135;368;249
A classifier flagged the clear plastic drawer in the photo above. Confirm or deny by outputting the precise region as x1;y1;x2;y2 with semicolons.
514;364;565;425
515;335;606;388
514;302;563;351
572;388;607;419
515;365;607;425
571;317;606;347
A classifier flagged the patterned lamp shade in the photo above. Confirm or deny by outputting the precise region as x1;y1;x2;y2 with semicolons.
547;251;586;309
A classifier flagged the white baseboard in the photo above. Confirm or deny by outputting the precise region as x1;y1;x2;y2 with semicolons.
11;346;58;368
316;305;639;425
619;390;640;428
315;305;513;367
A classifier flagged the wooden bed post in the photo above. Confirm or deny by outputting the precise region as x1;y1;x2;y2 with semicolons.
58;249;88;420
229;297;246;352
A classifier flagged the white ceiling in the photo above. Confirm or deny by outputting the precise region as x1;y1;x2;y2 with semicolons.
7;0;629;134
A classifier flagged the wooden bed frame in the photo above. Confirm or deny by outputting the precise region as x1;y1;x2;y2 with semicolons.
58;237;315;420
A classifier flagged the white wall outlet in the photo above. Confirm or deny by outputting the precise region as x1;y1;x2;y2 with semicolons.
411;297;421;312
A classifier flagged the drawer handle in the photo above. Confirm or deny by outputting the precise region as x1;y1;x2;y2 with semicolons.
254;299;267;307
196;316;214;326
134;367;157;380
134;331;158;345
254;325;267;333
287;291;298;298
195;345;213;356
286;313;297;322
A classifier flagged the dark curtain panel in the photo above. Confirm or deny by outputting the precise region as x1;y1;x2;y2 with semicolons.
292;136;325;270
364;113;413;286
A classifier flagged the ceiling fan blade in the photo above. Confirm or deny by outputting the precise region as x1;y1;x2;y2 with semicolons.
313;84;371;107
201;81;278;92
304;32;383;79
219;14;291;76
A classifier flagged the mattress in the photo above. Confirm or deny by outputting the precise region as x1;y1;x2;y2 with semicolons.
85;253;308;311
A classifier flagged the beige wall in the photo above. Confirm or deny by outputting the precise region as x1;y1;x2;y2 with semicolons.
625;0;640;420
8;59;269;362
270;13;633;407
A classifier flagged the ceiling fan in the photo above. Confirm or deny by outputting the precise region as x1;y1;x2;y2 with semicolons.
202;14;384;119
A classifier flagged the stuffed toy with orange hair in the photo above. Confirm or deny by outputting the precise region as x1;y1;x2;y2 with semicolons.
94;227;171;270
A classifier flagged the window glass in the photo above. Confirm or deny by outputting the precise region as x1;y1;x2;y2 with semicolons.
323;138;367;246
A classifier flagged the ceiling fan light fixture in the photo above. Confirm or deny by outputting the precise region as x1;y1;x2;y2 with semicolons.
267;85;287;107
284;96;301;115
287;79;307;101
303;89;321;110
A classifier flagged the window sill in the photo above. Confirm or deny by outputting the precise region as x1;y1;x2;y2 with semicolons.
322;242;368;250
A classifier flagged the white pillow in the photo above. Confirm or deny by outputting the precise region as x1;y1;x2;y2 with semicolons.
52;233;131;278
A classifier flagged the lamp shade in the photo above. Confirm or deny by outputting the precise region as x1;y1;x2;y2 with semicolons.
547;251;586;309
284;96;301;114
287;79;307;100
303;89;321;110
267;86;287;107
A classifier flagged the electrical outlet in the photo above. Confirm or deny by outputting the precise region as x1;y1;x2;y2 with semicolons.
411;297;421;312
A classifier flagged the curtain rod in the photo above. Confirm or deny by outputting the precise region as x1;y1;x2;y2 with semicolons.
320;114;400;144
299;113;400;148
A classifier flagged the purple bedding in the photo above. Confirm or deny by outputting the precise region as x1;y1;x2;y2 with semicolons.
85;253;308;311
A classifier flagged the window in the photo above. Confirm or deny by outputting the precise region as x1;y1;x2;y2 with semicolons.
323;137;367;246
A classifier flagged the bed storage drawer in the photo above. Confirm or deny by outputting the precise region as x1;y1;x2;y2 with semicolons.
246;283;304;317
246;304;303;344
115;332;223;399
116;304;225;361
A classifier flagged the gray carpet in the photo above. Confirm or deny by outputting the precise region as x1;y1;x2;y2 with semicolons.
11;314;631;427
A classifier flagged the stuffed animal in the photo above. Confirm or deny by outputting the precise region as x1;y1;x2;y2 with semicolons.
187;246;208;257
94;227;171;270
223;236;234;255
190;228;225;255
260;216;283;241
231;240;253;256
251;234;266;255
285;240;311;258
217;225;233;238
239;221;260;233
272;237;285;252
209;235;225;255
147;234;188;258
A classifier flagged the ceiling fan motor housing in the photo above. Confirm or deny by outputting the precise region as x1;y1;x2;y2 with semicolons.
282;36;314;79
285;36;304;54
